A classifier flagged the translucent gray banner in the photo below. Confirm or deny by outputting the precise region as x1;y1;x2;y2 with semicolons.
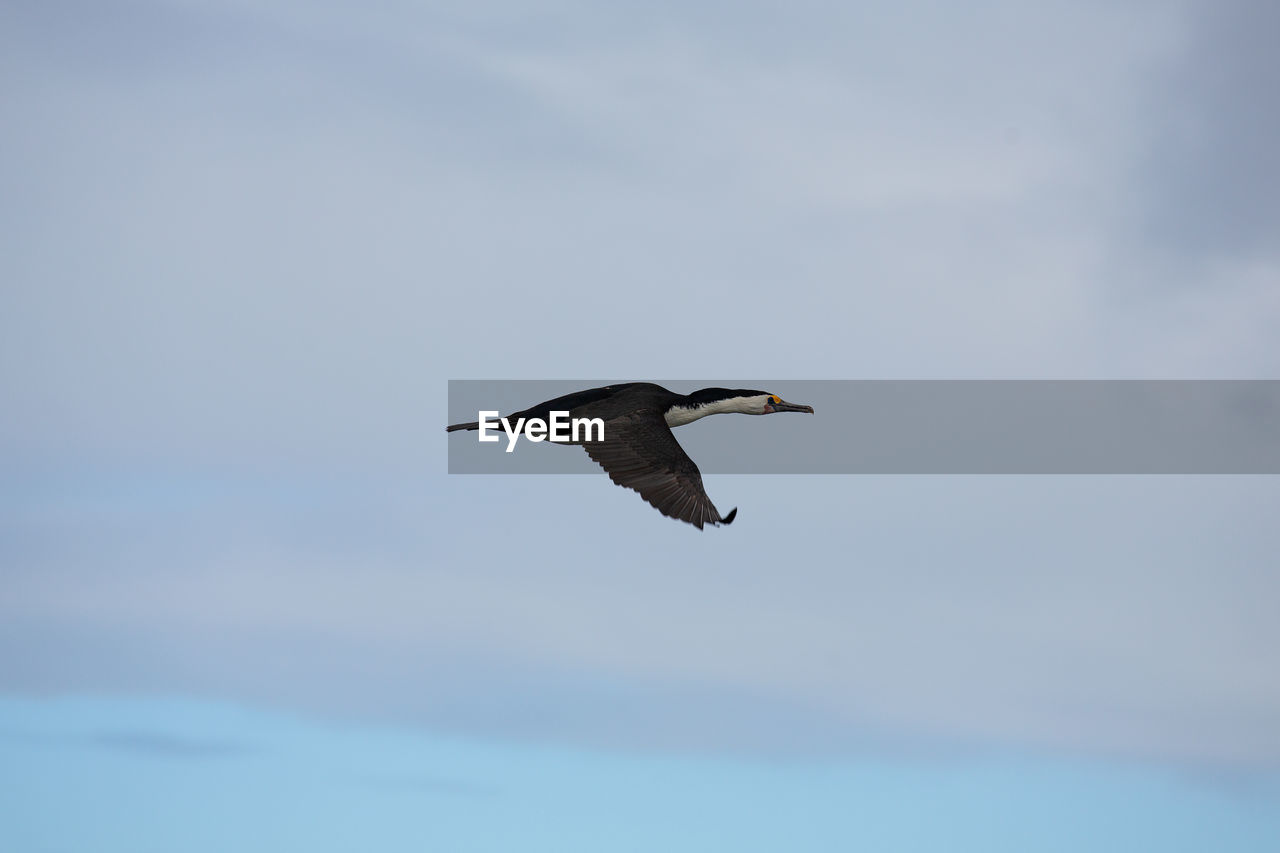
446;380;1280;474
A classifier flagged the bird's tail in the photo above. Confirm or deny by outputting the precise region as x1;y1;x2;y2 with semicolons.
446;421;480;432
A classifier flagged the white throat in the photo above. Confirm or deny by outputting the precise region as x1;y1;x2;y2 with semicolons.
664;395;770;427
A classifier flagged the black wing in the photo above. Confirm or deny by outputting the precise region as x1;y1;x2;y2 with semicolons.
581;409;736;530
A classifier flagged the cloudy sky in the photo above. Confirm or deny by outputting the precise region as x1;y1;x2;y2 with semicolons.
2;0;1278;850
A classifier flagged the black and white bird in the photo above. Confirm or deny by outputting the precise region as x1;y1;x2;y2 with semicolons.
446;383;814;529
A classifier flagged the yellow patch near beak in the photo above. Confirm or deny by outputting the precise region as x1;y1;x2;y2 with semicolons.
770;395;780;404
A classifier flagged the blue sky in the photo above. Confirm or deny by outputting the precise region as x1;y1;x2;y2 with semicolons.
2;0;1279;849
4;695;1279;852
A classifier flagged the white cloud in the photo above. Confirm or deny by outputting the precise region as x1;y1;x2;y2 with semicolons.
3;0;1278;767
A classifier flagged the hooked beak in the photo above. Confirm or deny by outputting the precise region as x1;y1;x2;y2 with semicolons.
766;398;815;414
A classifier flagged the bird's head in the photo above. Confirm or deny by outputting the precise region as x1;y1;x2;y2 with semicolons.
756;391;816;415
688;388;815;416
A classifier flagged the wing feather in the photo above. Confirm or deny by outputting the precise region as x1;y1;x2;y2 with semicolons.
581;409;735;529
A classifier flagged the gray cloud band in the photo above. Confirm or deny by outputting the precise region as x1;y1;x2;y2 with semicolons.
447;381;1280;474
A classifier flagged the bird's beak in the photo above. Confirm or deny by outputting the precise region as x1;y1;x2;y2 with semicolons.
768;399;814;414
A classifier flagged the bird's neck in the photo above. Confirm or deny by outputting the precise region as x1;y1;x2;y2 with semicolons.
664;397;758;427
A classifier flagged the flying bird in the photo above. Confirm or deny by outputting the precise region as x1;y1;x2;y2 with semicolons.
446;383;814;528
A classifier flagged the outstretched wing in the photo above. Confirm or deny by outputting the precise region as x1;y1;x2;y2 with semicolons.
581;409;736;530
